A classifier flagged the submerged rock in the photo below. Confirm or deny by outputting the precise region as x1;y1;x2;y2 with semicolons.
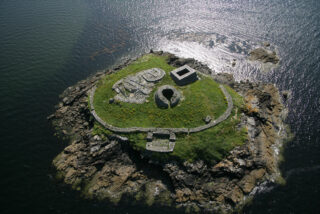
249;47;279;64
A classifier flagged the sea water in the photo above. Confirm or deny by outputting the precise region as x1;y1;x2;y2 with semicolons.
0;0;319;213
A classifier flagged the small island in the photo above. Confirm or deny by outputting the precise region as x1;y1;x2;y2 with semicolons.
49;51;290;213
90;54;244;160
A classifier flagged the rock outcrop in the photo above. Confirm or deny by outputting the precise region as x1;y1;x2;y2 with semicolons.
49;51;290;213
249;47;279;64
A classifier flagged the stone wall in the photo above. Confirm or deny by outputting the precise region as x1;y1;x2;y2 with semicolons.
89;83;233;134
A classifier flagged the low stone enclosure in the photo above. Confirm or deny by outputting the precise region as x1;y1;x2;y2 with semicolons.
170;65;198;85
146;131;176;152
154;85;181;108
90;66;233;152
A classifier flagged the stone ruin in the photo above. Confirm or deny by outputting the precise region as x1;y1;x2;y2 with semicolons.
112;68;165;103
154;85;181;108
170;65;198;86
95;65;231;153
146;131;176;152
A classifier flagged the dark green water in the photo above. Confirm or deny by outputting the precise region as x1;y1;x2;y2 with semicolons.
0;0;319;213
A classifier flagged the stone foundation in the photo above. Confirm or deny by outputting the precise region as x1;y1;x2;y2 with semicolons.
170;65;198;85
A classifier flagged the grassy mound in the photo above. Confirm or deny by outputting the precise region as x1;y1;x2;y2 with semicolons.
94;54;227;128
92;54;247;164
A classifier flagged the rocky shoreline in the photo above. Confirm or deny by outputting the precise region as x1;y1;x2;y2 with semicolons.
49;51;290;213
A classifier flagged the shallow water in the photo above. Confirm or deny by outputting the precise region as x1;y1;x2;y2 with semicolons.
0;0;319;213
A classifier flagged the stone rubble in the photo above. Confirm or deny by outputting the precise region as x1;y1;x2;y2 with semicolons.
112;68;165;104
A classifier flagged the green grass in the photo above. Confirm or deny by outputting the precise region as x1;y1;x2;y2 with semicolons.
93;54;227;128
92;54;247;164
171;86;247;164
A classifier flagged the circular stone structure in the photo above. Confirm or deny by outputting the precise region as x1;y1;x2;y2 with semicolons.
142;68;165;82
154;85;181;108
